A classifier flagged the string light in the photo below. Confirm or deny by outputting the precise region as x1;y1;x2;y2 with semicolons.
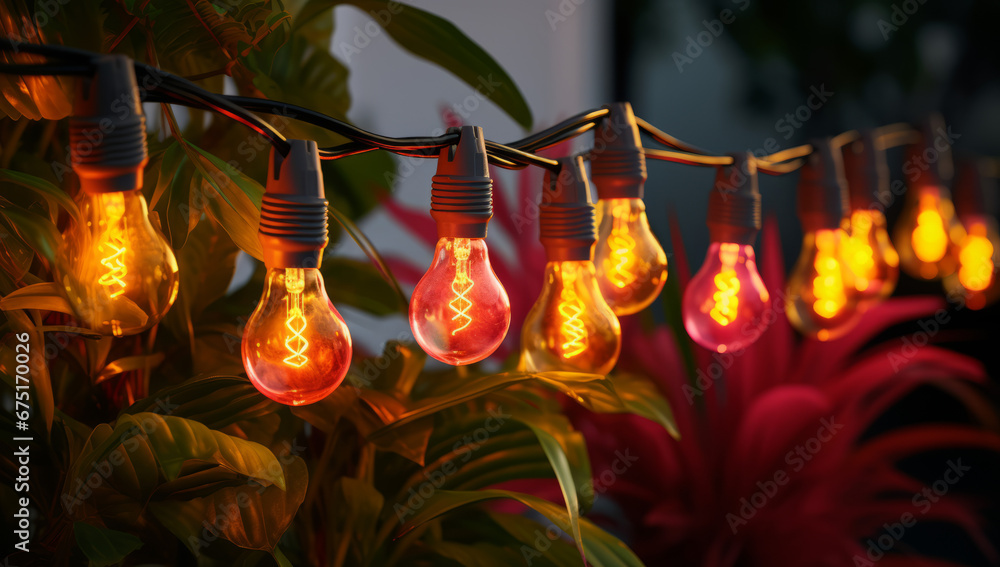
892;117;966;280
521;156;621;375
4;42;1000;367
944;160;1000;310
841;132;899;304
683;154;770;353
591;103;668;315
53;55;178;337
242;140;352;406
409;126;511;366
786;139;863;341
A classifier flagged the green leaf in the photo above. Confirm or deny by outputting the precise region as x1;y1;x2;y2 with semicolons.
149;455;307;555
0;200;62;263
327;204;408;311
322;256;404;316
68;413;286;498
398;489;644;567
187;143;265;260
0;168;81;224
124;375;280;433
0;282;75;315
299;0;533;128
329;477;384;560
147;143;200;249
371;371;678;444
74;522;143;567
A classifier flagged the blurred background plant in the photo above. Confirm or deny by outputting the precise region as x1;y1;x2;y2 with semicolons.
0;1;672;565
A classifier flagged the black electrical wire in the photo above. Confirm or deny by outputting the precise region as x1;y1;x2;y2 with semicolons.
0;63;92;75
636;116;712;156
136;65;290;155
507;108;609;151
0;38;95;62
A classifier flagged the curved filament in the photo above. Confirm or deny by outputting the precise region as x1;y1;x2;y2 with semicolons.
449;239;474;335
283;268;309;368
558;288;587;359
812;231;847;319
607;203;637;288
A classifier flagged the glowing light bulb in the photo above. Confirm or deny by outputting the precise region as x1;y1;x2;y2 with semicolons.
683;243;770;353
410;237;511;365
786;228;862;341
521;261;621;374
893;189;964;280
54;53;178;336
593;198;668;315
842;209;899;302
943;217;1000;310
522;156;621;375
242;268;351;405
57;189;179;336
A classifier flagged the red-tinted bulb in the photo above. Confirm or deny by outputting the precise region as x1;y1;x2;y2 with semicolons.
410;237;511;365
683;242;770;353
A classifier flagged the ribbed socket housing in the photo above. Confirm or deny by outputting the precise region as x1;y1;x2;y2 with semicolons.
540;156;596;262
431;125;493;238
70;55;148;194
707;152;761;245
260;140;329;269
843;131;889;211
591;102;647;200
797;138;849;232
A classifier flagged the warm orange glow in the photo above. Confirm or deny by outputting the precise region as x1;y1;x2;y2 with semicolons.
957;223;995;292
521;261;621;375
282;268;309;368
96;193;128;298
842;209;899;302
812;230;847;319
448;238;474;335
558;286;587;358
243;268;352;406
607;202;638;289
912;194;949;263
844;211;875;291
709;243;741;326
594;198;668;315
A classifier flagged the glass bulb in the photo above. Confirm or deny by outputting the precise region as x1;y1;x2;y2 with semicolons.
943;217;1000;310
56;190;179;337
842;209;900;303
242;267;351;406
786;228;862;341
409;237;510;365
682;242;770;353
521;261;621;375
593;198;668;315
893;187;964;280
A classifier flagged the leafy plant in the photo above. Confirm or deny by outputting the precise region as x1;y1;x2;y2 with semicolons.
0;1;673;565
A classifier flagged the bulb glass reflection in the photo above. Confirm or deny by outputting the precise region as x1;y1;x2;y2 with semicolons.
786;228;862;341
56;190;179;336
842;209;899;302
893;188;964;280
683;243;770;353
410;237;510;365
522;261;621;374
594;198;668;315
243;268;351;406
